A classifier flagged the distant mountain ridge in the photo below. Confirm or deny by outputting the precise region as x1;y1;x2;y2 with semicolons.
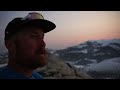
52;39;120;65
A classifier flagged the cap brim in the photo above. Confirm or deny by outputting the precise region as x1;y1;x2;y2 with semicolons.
19;19;56;33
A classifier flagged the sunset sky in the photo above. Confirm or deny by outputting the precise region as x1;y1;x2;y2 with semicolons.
0;11;120;51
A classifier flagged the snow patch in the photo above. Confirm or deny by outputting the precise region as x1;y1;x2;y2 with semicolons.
54;53;59;56
0;63;7;68
68;49;88;54
81;49;88;54
93;49;98;52
109;44;120;50
76;44;87;49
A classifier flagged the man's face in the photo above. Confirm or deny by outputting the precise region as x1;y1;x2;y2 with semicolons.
13;27;47;69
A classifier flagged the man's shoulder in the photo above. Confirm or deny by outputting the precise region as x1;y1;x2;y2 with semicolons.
0;66;28;79
32;71;43;79
0;66;9;79
0;66;43;79
0;66;8;73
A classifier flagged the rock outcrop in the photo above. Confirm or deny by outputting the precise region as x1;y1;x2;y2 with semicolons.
36;54;93;79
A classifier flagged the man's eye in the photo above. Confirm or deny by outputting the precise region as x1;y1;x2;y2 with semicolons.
30;34;44;39
31;34;37;37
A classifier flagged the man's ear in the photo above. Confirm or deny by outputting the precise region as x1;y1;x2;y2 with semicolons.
5;40;12;49
5;39;16;54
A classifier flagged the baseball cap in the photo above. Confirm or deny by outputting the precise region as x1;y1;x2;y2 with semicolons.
5;12;56;40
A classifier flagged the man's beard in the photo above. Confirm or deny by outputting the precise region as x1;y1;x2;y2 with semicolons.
15;53;47;69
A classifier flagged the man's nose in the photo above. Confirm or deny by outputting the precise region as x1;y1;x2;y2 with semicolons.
38;39;46;47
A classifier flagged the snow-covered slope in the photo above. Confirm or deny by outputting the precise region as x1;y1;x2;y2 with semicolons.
85;57;120;79
86;57;120;72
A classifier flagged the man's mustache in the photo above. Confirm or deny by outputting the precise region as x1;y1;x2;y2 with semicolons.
35;48;46;54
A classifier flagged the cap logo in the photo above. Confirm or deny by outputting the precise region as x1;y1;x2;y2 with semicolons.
21;12;44;20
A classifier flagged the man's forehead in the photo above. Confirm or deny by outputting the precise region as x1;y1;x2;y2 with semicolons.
20;27;44;34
